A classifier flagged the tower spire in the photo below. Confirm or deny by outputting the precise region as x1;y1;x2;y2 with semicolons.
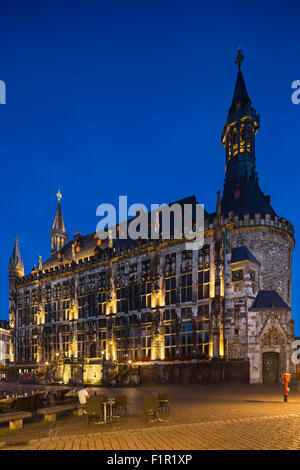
9;237;24;277
235;46;244;71
221;49;260;188
220;50;275;219
50;189;68;254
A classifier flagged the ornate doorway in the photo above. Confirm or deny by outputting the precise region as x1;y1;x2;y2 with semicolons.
262;352;279;383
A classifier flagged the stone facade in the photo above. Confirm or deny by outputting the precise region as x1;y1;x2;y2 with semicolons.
8;54;295;385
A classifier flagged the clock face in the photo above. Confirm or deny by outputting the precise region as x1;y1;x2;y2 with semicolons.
232;269;243;282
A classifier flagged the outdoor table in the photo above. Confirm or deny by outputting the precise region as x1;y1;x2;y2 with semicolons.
102;399;115;424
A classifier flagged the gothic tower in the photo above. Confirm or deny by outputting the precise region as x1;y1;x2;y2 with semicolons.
221;48;275;219
50;189;68;254
8;237;24;360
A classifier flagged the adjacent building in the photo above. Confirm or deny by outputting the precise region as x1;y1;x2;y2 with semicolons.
0;320;10;380
8;52;295;384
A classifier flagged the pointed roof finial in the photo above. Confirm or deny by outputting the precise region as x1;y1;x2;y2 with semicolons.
235;47;244;71
9;236;24;276
57;188;62;203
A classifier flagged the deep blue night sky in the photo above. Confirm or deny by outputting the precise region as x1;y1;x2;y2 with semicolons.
1;1;299;331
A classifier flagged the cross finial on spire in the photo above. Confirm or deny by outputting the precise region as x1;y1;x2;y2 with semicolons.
235;47;244;70
57;188;62;203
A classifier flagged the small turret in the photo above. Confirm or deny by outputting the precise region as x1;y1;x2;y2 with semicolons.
9;237;24;278
50;189;68;254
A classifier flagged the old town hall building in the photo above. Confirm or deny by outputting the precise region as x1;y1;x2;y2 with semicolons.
8;52;295;385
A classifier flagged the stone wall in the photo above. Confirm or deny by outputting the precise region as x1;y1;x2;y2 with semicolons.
139;360;250;385
231;226;294;304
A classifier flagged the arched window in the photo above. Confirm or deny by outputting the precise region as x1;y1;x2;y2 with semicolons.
247;124;252;153
227;134;232;158
240;124;245;153
233;128;238;156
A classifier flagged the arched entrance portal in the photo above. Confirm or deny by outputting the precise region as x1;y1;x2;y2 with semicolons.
262;352;279;383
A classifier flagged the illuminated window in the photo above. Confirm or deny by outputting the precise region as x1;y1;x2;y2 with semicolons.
141;282;151;309
227;134;232;158
115;328;126;359
165;323;176;358
247;125;252;152
61;300;70;321
77;333;85;358
180;321;192;357
233;128;238;156
128;327;138;359
98;291;106;315
240;124;245;153
141;326;152;358
97;329;106;355
196;308;210;356
180;273;192;303
165;277;176;305
116;288;127;313
198;247;210;300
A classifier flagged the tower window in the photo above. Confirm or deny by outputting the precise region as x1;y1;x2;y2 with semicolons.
240;124;245;153
247;125;252;152
233;128;238;156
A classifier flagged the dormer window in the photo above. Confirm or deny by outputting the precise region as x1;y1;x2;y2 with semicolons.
234;189;240;199
232;269;243;282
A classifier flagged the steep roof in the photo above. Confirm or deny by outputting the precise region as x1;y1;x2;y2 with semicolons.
230;69;251;111
221;179;276;219
9;237;23;271
250;290;290;311
43;195;208;269
52;201;66;233
231;246;260;265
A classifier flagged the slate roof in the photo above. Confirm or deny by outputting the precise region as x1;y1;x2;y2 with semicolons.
249;290;290;311
43;195;209;269
9;237;23;270
231;246;260;265
51;201;67;233
221;179;276;219
230;69;251;111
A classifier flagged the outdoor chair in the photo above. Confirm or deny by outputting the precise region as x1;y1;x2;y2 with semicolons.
158;393;170;415
12;397;26;412
86;397;104;425
32;393;43;411
24;396;36;412
113;395;127;416
144;395;159;422
95;394;108;402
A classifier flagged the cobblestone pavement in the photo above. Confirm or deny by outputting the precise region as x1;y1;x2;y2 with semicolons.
1;383;300;450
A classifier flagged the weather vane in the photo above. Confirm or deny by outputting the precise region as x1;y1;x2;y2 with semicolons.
57;188;62;202
235;47;244;70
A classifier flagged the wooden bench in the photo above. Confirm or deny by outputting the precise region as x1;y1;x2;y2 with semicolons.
0;411;32;430
37;404;84;423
